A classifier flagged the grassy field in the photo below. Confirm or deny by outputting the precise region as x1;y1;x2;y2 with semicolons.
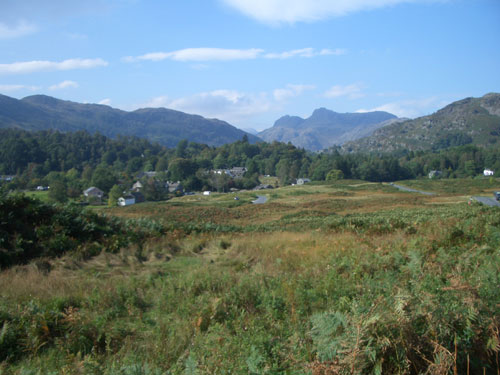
24;190;50;202
1;178;500;374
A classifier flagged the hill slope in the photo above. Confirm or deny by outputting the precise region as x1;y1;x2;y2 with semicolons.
258;108;398;151
0;94;260;147
342;93;500;153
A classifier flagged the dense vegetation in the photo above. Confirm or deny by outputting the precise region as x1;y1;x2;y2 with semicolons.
0;179;499;374
0;191;161;268
1;129;499;201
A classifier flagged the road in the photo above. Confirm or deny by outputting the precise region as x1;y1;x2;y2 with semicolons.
252;195;268;204
471;196;500;207
389;183;436;196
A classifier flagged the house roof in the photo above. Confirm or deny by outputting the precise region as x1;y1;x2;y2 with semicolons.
84;186;104;195
119;195;135;200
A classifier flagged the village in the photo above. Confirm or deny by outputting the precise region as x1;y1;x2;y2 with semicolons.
76;167;312;207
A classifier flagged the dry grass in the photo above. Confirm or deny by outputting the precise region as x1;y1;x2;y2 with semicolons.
216;231;408;277
0;263;88;302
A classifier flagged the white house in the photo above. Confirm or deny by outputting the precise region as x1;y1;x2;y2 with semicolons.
428;170;442;179
132;181;143;191
118;196;136;206
484;169;494;176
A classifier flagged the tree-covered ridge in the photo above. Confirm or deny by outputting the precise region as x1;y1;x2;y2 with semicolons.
0;94;260;148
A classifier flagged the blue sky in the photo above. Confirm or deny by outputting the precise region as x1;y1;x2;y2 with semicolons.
0;0;499;131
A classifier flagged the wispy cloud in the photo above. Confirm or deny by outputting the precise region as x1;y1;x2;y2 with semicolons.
0;20;37;39
144;90;271;121
273;84;315;101
324;83;365;99
221;0;442;24
98;98;111;105
0;84;40;92
264;48;345;59
124;47;343;63
356;96;453;118
139;83;314;126
0;58;108;75
124;48;264;62
48;80;79;90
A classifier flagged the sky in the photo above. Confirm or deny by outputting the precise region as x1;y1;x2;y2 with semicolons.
0;0;499;132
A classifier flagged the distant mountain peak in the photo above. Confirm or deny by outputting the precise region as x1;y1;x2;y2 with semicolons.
259;107;397;151
273;115;304;128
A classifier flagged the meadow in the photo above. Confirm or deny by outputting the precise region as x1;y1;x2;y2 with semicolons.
1;178;499;374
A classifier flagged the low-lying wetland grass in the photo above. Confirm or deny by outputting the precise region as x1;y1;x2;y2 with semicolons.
1;179;500;374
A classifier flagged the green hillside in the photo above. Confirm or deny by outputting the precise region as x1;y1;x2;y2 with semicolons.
343;93;500;153
0;94;260;148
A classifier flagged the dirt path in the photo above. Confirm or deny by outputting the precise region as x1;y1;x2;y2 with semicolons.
252;195;268;204
389;183;436;196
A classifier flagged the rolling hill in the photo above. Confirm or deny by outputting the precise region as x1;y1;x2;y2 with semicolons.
0;94;260;147
342;93;500;153
258;108;398;151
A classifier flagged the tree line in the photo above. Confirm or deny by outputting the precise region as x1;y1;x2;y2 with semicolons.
0;129;498;198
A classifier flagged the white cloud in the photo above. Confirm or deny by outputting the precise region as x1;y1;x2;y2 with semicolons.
48;80;79;90
265;48;346;59
139;83;314;127
124;47;343;63
98;98;111;105
0;84;40;92
125;48;264;63
140;84;315;127
144;90;271;122
0;58;108;75
221;0;441;24
265;48;315;59
325;83;365;99
273;84;315;101
0;20;37;39
320;48;347;56
356;96;452;118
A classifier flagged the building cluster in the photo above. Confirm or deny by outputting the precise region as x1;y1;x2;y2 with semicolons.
211;167;248;179
83;172;184;206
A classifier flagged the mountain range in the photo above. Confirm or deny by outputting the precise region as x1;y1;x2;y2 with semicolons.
342;93;500;153
0;92;498;153
258;108;398;151
0;94;259;148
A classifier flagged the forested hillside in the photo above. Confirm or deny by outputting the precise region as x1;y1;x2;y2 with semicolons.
0;94;260;147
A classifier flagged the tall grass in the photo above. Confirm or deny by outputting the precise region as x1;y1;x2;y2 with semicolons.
1;183;499;374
